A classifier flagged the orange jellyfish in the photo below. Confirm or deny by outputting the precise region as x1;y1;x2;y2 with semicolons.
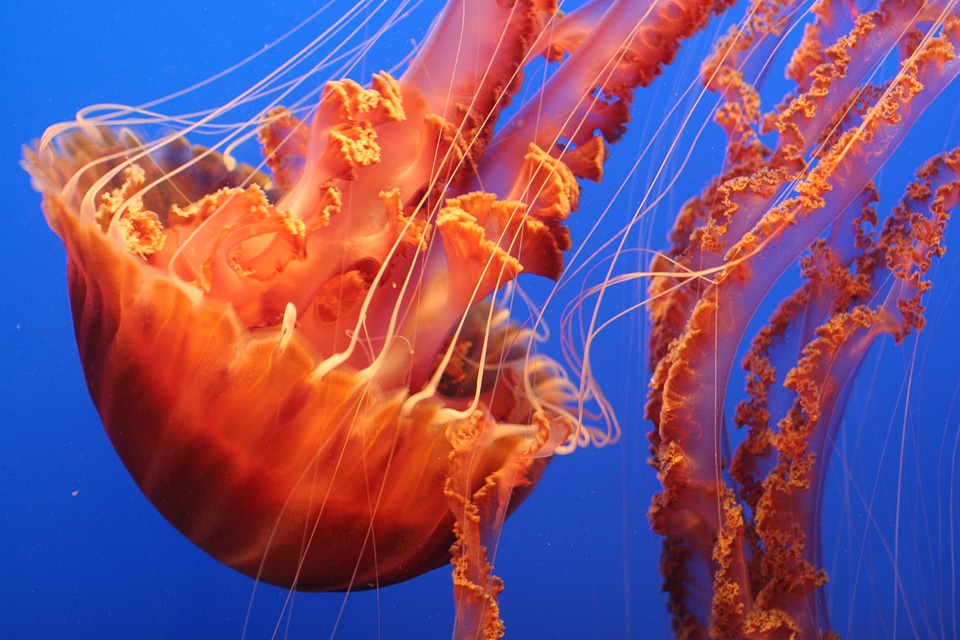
24;0;723;636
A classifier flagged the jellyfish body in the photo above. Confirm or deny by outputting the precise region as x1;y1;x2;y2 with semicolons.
29;0;575;603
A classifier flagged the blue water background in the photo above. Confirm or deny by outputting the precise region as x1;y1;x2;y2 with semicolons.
2;1;959;638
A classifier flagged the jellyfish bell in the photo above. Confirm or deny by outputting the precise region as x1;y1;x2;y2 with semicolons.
28;5;576;597
35;121;570;590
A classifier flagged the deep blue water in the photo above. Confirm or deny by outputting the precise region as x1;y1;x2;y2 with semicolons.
2;1;959;638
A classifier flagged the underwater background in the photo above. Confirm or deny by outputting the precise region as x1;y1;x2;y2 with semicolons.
2;1;959;638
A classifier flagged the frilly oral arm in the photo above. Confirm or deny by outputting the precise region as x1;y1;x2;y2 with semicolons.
688;0;959;277
648;2;960;636
475;0;727;193
650;0;960;479
400;0;558;168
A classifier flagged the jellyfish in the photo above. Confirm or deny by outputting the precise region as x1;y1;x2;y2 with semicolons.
21;0;960;638
23;0;723;637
